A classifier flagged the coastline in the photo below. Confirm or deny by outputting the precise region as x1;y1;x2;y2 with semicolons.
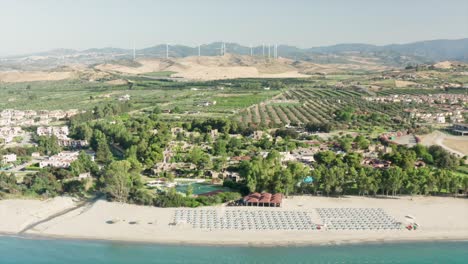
2;232;468;248
1;196;467;247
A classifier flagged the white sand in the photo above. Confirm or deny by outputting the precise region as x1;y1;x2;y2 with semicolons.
1;196;465;246
0;197;76;233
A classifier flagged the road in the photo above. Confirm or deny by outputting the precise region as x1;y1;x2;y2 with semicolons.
419;131;466;157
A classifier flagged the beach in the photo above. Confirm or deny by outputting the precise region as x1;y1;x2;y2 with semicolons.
1;196;467;246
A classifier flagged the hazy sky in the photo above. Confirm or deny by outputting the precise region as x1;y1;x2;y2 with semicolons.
1;0;467;55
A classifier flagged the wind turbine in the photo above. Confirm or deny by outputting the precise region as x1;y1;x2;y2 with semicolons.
262;43;265;57
132;41;136;61
198;44;201;57
250;44;253;56
274;44;278;59
166;43;169;59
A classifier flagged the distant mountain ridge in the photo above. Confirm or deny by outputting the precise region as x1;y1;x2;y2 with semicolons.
2;38;467;70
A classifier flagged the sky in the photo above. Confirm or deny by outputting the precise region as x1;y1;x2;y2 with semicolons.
1;0;467;55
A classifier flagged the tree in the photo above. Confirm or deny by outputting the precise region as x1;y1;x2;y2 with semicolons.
338;137;353;152
71;124;93;141
102;160;133;202
0;172;19;194
314;151;337;165
382;167;405;196
354;135;370;150
37;136;61;155
212;139;227;156
152;105;162;114
335;107;354;122
23;171;62;197
274;128;299;139
428;146;459;170
356;168;368;195
187;147;211;170
94;131;113;164
70;151;98;176
321;167;337;195
172;106;182;114
343;152;363;168
305;122;333;133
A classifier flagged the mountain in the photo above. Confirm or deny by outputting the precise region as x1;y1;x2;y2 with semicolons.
1;38;467;71
384;39;468;61
308;39;468;62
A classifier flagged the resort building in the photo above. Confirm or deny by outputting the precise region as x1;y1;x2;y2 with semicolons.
37;126;69;140
39;151;94;168
57;139;89;148
1;154;17;164
242;193;283;207
0;126;23;143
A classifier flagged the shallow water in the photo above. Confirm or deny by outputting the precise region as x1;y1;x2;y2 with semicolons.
1;236;467;264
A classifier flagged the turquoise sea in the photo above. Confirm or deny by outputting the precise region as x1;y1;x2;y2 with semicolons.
0;236;467;264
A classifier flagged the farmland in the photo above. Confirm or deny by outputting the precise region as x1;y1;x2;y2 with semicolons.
236;88;410;130
1;67;466;131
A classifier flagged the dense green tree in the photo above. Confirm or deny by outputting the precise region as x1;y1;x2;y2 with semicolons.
23;171;62;197
314;151;337;165
93;131;113;164
102;160;134;202
354;135;370;150
0;172;20;194
212;139;227;156
37;136;61;155
428;146;459;170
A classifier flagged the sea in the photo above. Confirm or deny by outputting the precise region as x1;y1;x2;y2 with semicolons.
0;236;467;264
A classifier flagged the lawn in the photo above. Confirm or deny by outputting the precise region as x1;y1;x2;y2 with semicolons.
140;71;176;77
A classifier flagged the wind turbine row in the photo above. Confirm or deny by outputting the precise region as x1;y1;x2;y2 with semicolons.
131;42;279;60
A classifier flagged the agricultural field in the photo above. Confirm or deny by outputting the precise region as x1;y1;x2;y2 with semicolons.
236;88;409;130
1;70;465;129
0;80;123;110
0;77;281;121
139;71;176;77
376;88;468;96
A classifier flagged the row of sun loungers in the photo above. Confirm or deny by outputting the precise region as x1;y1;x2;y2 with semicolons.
316;208;401;230
172;208;402;231
173;209;316;230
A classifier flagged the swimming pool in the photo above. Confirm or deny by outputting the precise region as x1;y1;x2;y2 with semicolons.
175;182;229;195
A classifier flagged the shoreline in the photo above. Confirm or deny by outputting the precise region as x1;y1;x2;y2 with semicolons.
2;232;468;248
1;196;467;248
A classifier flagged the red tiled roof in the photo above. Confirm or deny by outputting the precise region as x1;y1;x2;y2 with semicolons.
251;192;261;199
259;193;272;203
271;193;283;204
243;192;282;204
247;198;259;203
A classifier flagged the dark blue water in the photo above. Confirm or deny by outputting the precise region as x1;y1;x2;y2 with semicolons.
1;236;467;264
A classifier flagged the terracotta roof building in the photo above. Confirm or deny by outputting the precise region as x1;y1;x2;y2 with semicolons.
242;192;283;207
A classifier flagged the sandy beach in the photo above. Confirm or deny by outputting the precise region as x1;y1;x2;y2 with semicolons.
1;196;467;246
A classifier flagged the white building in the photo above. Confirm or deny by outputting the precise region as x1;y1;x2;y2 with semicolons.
37;126;69;140
2;154;17;164
39;151;80;168
436;116;446;124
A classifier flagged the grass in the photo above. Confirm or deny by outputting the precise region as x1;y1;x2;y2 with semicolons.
0;80;126;110
210;91;279;109
140;71;176;77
